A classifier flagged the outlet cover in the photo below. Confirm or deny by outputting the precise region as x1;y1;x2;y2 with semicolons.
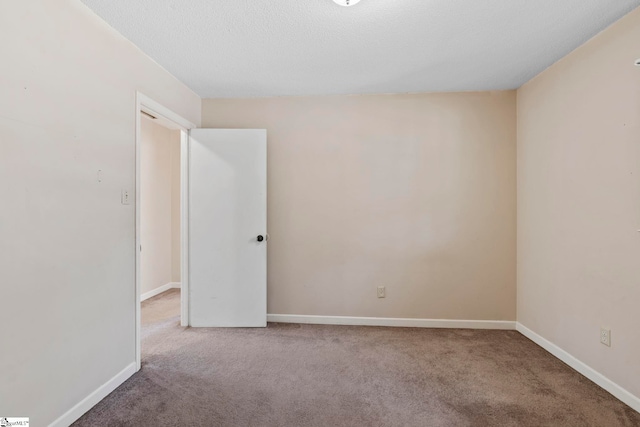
377;286;385;298
600;328;611;347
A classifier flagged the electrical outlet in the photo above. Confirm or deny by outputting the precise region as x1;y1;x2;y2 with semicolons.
600;328;611;347
377;286;385;298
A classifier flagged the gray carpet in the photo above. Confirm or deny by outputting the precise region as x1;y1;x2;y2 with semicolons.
73;289;640;426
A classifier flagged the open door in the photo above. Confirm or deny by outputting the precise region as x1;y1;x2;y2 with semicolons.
188;129;267;327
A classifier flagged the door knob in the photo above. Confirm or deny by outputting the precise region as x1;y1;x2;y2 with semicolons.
257;235;264;242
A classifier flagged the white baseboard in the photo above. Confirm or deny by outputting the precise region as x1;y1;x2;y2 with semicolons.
141;282;181;302
516;322;640;413
267;314;516;330
49;362;136;427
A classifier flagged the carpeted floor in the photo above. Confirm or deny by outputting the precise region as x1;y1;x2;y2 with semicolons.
73;289;640;426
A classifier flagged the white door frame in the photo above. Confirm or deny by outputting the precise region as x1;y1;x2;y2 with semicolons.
135;92;196;371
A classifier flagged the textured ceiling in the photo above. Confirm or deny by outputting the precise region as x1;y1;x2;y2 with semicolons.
81;0;640;98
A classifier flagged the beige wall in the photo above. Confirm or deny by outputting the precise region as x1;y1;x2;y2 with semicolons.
0;1;200;425
140;118;180;294
517;7;640;398
203;91;517;321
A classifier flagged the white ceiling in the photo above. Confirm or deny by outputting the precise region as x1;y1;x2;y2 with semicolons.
81;0;640;98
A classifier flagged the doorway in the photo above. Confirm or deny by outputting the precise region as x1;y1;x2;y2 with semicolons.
135;93;268;370
140;110;181;315
135;93;195;371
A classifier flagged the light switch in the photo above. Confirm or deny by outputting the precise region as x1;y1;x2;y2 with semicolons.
121;190;131;205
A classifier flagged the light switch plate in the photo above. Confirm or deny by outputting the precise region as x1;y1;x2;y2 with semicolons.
121;189;131;205
600;328;611;347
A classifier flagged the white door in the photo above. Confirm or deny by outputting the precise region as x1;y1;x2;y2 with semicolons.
189;129;267;327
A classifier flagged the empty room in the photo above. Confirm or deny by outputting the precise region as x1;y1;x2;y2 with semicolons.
1;1;639;426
